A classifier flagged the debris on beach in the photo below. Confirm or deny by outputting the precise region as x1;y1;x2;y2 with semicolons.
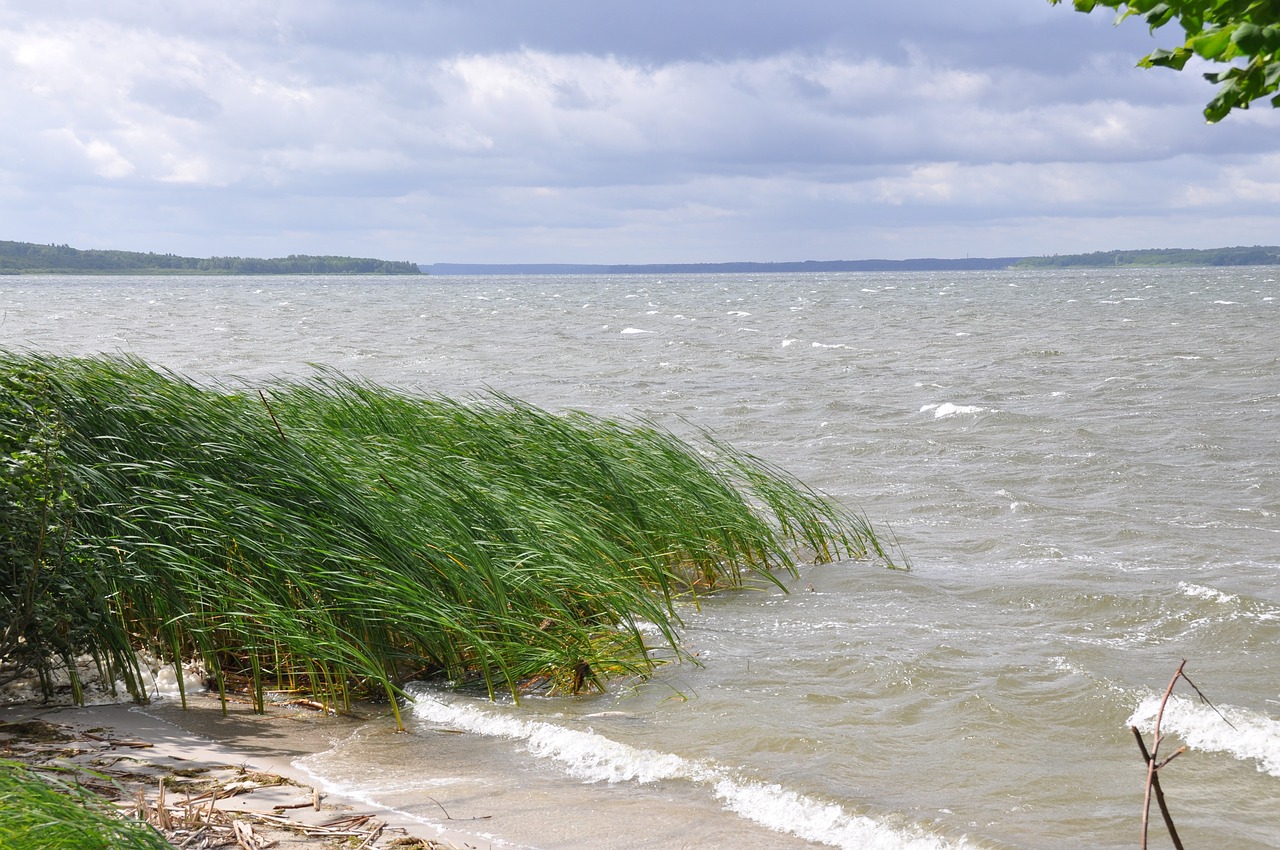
1;718;457;849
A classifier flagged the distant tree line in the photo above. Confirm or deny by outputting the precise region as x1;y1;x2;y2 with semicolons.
0;241;422;274
427;257;1022;275
1014;246;1280;269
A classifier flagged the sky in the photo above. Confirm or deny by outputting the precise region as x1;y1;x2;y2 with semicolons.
3;1;1280;265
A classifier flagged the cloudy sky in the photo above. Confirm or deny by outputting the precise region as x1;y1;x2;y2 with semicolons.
3;1;1279;264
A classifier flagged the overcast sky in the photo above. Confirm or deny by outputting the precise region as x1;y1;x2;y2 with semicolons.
3;1;1279;264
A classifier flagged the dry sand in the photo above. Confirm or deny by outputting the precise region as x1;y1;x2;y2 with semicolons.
1;692;504;850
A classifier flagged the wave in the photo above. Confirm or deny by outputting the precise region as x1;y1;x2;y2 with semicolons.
1178;581;1280;622
1128;694;1280;778
920;402;987;419
407;687;971;850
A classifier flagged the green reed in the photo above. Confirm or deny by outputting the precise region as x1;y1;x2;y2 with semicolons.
0;352;894;714
0;761;173;850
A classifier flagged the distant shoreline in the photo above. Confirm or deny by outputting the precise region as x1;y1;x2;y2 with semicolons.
426;245;1280;274
425;257;1021;275
6;239;1280;275
0;240;421;275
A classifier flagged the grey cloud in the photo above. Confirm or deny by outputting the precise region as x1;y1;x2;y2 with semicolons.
2;0;1279;264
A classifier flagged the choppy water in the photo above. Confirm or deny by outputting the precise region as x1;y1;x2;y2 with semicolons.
3;269;1278;849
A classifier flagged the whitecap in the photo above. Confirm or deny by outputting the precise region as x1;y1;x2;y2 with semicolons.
408;690;968;850
921;403;986;419
1177;581;1239;605
620;328;655;335
1129;694;1280;777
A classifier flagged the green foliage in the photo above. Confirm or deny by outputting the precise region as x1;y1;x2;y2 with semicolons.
0;760;172;850
0;240;422;275
0;352;892;710
1013;244;1280;267
1051;0;1280;121
0;369;136;702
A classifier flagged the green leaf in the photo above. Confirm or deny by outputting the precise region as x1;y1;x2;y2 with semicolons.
1232;22;1268;53
1204;79;1244;122
1143;46;1193;69
1143;3;1177;30
1072;0;1098;11
1264;60;1280;87
1190;26;1239;60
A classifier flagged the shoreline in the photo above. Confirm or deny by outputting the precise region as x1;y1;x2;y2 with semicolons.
1;692;512;850
3;688;836;850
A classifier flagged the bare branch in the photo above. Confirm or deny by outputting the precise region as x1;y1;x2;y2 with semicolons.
1138;660;1189;850
1181;669;1236;731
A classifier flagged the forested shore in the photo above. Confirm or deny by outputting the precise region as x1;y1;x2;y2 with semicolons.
0;241;422;275
1013;245;1280;268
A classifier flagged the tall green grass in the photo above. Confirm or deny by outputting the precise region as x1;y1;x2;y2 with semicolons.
0;761;172;850
0;351;894;715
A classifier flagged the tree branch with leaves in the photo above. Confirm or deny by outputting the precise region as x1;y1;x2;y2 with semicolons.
1052;0;1280;121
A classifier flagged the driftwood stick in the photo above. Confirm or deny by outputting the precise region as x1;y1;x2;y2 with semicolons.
1139;659;1188;850
1132;726;1184;850
1155;746;1188;771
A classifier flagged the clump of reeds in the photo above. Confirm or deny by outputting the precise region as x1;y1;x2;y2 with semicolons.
0;761;173;850
0;351;894;717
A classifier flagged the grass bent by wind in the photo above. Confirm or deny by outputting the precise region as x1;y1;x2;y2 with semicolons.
0;758;174;850
1;351;894;726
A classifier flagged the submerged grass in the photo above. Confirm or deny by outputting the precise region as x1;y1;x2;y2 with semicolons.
1;351;895;714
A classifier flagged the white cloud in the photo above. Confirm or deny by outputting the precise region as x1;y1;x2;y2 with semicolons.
1175;155;1280;206
74;134;136;179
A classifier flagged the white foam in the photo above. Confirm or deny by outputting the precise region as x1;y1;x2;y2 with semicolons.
714;778;965;850
411;692;692;784
0;651;206;706
920;403;986;419
1128;695;1280;778
142;660;207;701
407;690;967;850
1177;582;1280;622
620;327;655;335
1177;582;1239;605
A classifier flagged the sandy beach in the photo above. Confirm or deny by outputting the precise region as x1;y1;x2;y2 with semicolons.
1;692;504;850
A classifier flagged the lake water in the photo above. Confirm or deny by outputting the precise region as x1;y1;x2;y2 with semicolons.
3;269;1278;849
